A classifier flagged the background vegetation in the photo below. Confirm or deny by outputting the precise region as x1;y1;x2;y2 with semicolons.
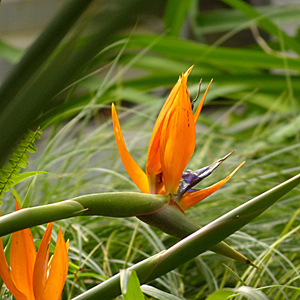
0;0;300;299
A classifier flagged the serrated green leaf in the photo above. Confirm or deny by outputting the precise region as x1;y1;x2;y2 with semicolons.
0;127;42;200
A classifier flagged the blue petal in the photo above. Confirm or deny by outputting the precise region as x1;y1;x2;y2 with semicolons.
182;166;210;184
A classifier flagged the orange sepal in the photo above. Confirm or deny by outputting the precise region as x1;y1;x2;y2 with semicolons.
193;79;213;124
0;238;27;300
146;66;194;191
40;227;69;300
112;104;149;193
33;222;53;300
179;162;245;211
161;72;195;194
10;199;36;300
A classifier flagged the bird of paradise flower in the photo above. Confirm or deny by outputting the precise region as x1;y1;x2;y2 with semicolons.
112;66;244;211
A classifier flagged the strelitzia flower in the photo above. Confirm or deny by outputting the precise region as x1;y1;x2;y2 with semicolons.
112;66;243;211
0;200;69;300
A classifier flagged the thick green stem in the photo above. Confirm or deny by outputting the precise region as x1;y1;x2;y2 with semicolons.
0;201;84;236
75;193;169;217
0;193;169;237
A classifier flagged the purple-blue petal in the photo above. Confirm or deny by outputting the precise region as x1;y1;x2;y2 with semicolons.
182;166;210;184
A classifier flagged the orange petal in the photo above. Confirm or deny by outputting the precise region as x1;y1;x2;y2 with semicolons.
146;83;180;193
179;162;245;211
33;222;53;300
41;227;69;300
147;66;194;182
112;104;149;193
0;238;27;300
160;72;195;194
10;200;36;299
193;79;213;124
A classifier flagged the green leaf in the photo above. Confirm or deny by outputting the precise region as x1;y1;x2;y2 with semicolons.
0;128;43;201
196;5;300;34
23;174;38;209
205;289;234;300
15;171;55;184
164;0;193;36
120;270;145;300
234;286;270;300
147;173;300;280
223;264;247;286
221;0;300;55
141;285;182;300
0;0;166;167
268;115;300;143
123;34;300;71
0;40;24;63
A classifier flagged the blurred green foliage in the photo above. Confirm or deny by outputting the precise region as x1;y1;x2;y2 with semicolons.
0;0;300;299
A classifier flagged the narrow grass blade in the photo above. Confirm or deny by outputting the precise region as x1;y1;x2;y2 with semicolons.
124;34;300;71
141;285;182;300
234;286;269;300
164;0;193;36
222;0;300;55
120;270;144;300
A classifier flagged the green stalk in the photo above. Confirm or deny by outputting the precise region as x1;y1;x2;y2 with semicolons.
71;173;300;300
0;193;169;237
0;192;253;266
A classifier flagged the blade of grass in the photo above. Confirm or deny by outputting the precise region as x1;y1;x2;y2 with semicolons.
122;34;300;71
164;0;194;36
196;5;300;34
221;0;300;55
